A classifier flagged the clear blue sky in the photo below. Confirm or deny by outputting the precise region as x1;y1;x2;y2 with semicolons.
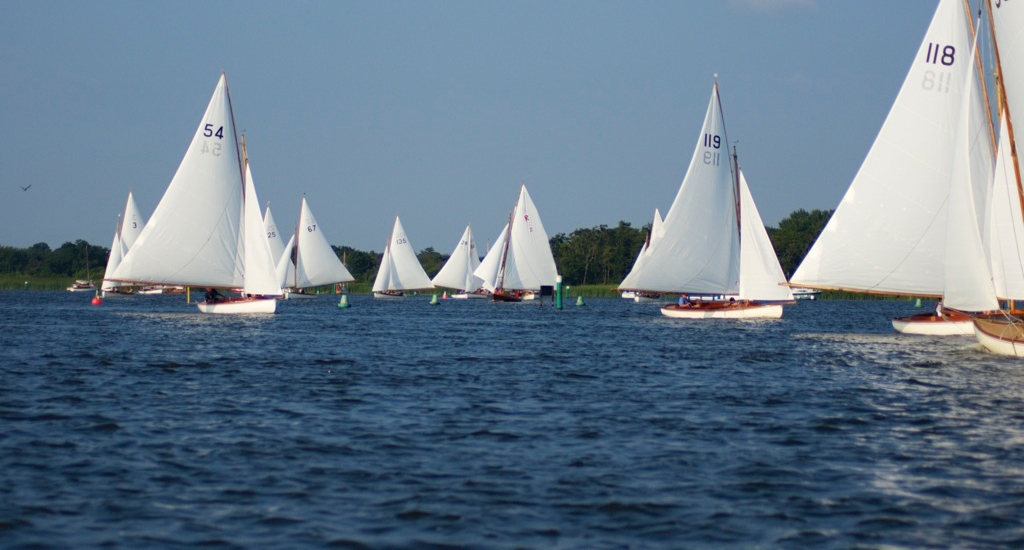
0;1;939;253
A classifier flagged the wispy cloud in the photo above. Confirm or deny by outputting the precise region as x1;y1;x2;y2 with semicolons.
728;0;816;13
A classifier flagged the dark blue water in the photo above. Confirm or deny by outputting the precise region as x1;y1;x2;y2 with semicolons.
3;291;1024;548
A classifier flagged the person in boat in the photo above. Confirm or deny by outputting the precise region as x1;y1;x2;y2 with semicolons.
204;287;225;302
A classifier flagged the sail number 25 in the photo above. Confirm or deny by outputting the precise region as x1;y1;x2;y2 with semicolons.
922;43;954;93
703;133;721;166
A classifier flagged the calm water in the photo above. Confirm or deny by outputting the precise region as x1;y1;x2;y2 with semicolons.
3;291;1024;548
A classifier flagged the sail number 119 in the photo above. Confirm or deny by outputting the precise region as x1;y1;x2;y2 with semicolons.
703;133;721;166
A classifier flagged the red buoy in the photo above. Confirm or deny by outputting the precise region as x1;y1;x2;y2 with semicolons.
91;295;102;306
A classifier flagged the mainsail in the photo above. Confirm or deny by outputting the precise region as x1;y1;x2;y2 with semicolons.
791;0;981;296
621;83;740;295
432;224;483;292
110;74;245;288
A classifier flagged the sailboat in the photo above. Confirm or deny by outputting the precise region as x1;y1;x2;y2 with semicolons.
618;82;792;319
790;0;994;334
109;73;282;314
619;208;664;302
101;191;147;296
971;0;1024;354
473;184;559;302
264;203;287;268
372;215;433;298
431;224;486;298
276;196;355;299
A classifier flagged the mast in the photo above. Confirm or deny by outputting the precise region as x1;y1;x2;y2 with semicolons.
224;72;245;192
732;145;741;243
295;197;303;291
986;0;1024;238
968;0;998;154
496;204;516;293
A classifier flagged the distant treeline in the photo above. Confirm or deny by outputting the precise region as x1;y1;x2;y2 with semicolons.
0;209;833;286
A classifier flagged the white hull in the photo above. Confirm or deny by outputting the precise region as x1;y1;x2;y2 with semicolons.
197;297;277;314
373;291;405;299
974;318;1024;357
661;302;783;319
792;289;820;300
620;291;636;299
450;292;487;300
634;294;660;303
284;290;319;300
892;318;973;336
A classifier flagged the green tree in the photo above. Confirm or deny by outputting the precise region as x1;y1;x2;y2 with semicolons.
766;209;833;277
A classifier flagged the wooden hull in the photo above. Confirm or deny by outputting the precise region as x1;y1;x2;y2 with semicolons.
661;301;783;319
973;317;1024;357
492;291;523;303
373;291;405;299
892;309;974;336
197;297;277;314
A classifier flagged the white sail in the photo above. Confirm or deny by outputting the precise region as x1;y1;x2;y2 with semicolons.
110;74;245;288
474;223;508;293
992;0;1024;154
986;113;1024;300
619;208;663;290
101;221;126;292
281;197;354;289
432;224;483;292
738;170;793;301
624;83;739;294
263;204;286;266
241;162;282;297
120;191;145;250
372;215;433;292
942;27;998;312
498;185;558;291
275;234;295;287
791;0;977;295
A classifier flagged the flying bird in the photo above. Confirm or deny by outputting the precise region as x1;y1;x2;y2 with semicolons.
19;184;31;191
